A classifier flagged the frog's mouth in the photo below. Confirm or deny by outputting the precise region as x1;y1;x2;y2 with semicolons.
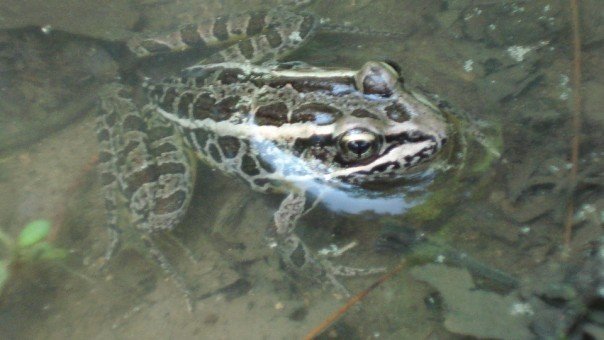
328;137;441;182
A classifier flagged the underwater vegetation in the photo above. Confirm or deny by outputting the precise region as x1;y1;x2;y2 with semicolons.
0;219;67;295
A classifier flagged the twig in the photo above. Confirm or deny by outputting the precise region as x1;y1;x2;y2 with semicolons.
564;0;582;250
303;260;407;339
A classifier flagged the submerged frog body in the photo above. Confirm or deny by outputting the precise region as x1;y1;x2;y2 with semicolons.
96;4;476;307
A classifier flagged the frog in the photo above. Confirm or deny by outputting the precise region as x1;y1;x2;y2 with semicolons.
95;1;499;309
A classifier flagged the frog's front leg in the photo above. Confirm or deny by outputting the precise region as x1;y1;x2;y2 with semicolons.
270;192;385;294
270;191;325;279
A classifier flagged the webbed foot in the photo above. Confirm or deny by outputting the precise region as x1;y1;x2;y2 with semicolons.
277;234;385;295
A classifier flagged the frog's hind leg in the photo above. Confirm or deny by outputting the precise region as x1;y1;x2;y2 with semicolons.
97;84;142;264
127;9;318;65
199;10;318;65
96;84;198;308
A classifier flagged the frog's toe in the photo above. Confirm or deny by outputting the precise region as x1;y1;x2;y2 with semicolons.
327;263;386;277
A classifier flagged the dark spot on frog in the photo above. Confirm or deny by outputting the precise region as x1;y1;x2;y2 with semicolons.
159;87;178;111
253;178;271;188
212;16;229;41
154;189;187;214
293;134;334;156
190;130;209;152
208;143;222;163
385;103;410;122
265;29;283;48
217;136;241;158
217;68;246;84
213;96;241;121
237;39;255;60
180;24;207;49
192;93;216;120
156;162;186;177
291;103;341;125
153;141;178;155
351;108;379;120
246;11;266;36
241;154;260;176
299;14;316;39
255;102;288;126
124;165;157;199
122;114;146;132
177;92;195;117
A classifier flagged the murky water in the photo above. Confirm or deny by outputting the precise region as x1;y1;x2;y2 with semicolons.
0;0;602;339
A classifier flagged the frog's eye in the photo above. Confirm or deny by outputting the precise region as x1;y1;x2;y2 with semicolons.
355;61;400;97
338;128;382;162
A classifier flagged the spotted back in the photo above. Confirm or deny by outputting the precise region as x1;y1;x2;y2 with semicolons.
128;8;318;65
146;62;449;193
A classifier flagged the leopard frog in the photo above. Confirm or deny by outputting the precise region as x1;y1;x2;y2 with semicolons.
96;4;481;306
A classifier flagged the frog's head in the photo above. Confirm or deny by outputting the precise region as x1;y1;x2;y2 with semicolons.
248;61;449;187
325;61;449;183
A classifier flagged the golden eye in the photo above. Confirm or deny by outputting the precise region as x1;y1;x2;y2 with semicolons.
338;129;382;162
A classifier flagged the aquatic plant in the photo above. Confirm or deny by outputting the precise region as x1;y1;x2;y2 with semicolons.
0;219;67;294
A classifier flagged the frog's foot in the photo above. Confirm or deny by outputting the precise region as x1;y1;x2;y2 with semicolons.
327;263;386;277
277;234;385;296
317;241;359;258
318;241;387;275
322;262;386;296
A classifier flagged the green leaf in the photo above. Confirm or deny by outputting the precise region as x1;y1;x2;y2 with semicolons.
17;220;51;248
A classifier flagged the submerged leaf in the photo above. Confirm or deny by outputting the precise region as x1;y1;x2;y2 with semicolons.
17;220;51;248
